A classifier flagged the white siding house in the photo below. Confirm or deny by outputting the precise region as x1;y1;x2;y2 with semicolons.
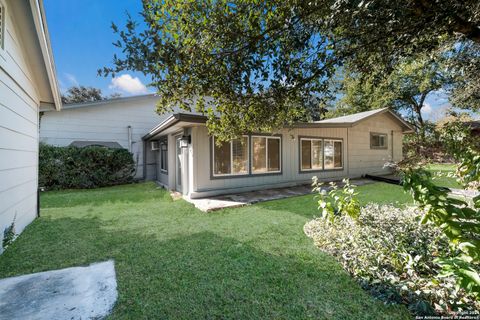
0;0;61;250
40;95;170;179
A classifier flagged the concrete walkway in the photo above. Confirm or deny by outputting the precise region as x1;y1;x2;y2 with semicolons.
0;260;117;320
186;178;374;212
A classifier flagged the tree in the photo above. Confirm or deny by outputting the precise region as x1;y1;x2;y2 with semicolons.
61;86;122;104
100;0;480;140
335;56;450;138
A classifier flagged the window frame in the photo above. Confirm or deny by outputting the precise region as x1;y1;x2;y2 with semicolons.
251;135;282;175
299;138;324;172
211;135;250;177
298;136;344;172
0;0;6;52
370;132;388;149
159;141;168;173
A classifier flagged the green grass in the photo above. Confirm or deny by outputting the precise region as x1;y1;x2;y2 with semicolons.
425;163;462;189
0;182;411;319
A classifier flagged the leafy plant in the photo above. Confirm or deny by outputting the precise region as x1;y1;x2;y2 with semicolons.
2;216;16;250
400;118;480;298
39;144;135;190
304;204;479;316
312;177;361;221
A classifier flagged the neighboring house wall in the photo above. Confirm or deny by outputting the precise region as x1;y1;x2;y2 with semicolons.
40;96;165;179
348;112;404;176
0;0;59;245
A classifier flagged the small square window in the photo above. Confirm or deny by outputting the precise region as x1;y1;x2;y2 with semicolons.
370;133;388;149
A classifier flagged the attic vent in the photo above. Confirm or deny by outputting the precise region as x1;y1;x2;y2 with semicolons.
0;2;4;49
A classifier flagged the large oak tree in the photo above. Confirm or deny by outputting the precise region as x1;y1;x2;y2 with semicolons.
101;0;480;140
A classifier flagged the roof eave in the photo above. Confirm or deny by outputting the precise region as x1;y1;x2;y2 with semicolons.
30;0;62;111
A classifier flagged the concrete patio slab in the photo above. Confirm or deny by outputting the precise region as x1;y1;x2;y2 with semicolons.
0;260;117;320
187;178;374;212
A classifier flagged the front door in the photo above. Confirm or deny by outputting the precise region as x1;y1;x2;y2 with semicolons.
175;136;182;192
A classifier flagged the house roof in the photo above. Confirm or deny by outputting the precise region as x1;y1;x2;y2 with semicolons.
144;107;414;140
30;0;62;111
314;107;414;132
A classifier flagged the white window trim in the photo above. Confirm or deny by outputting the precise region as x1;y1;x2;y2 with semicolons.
323;139;343;170
212;136;250;177
251;135;282;175
300;138;324;172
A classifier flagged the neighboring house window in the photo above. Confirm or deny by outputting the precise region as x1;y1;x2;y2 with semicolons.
300;138;323;171
213;136;249;176
252;136;281;174
160;142;168;172
300;138;342;171
370;132;388;149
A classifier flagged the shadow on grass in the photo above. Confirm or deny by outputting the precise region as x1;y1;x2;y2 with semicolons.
40;183;172;209
0;215;408;319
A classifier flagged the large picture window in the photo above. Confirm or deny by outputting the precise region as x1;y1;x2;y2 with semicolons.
370;132;388;149
213;136;249;176
252;136;281;174
300;137;343;171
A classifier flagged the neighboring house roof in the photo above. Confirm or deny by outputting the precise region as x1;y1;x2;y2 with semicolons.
30;0;62;111
69;141;123;149
144;107;414;140
53;94;157;111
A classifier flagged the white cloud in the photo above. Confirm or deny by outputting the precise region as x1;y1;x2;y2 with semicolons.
64;73;79;86
422;102;433;115
109;74;148;95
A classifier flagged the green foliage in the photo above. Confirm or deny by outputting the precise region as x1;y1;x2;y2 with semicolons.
312;178;361;221
39;144;135;190
2;217;16;250
305;204;479;316
61;86;121;104
401;118;480;299
101;0;479;140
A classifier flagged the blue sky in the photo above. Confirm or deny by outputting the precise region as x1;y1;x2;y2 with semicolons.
44;0;456;120
44;0;152;96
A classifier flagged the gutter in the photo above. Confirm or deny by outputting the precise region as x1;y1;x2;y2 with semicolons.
142;113;207;140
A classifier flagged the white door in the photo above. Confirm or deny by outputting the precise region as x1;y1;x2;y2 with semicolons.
175;136;182;193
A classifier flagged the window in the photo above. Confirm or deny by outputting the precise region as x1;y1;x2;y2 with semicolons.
160;142;168;172
370;132;388;149
300;138;323;170
213;136;249;176
300;138;342;171
0;2;4;50
252;136;281;174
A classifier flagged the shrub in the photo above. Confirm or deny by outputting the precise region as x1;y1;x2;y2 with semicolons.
39;143;135;189
304;204;479;316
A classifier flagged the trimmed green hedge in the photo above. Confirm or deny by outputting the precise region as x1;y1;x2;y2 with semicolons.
39;143;135;190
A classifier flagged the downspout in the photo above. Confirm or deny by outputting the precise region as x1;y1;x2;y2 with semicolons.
127;125;132;152
346;127;350;177
143;140;147;180
391;130;394;161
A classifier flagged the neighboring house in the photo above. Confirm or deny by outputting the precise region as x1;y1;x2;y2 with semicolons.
143;108;414;199
0;0;61;249
465;121;480;137
40;94;177;179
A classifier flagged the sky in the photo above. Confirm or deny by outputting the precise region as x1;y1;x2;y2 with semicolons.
44;0;152;97
44;0;459;120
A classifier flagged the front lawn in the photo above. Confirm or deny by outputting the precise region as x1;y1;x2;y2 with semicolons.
425;163;462;189
0;182;411;319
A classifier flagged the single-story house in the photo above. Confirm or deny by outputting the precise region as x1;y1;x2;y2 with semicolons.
143;107;413;199
0;0;61;249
